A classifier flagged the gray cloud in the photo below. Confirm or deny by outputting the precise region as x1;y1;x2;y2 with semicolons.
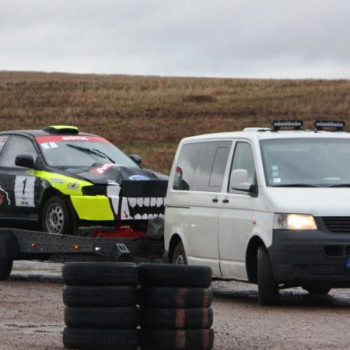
0;0;349;78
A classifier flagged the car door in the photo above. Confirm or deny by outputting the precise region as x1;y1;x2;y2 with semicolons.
0;135;40;219
183;141;232;276
218;141;256;280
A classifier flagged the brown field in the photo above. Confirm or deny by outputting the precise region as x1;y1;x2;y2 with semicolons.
1;71;350;174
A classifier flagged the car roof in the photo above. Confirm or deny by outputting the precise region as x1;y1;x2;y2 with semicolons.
0;127;96;138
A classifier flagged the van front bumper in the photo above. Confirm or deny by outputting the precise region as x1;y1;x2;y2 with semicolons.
269;228;350;287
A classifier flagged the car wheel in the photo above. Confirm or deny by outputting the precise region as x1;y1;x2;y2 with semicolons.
41;196;76;234
257;245;279;306
172;241;188;265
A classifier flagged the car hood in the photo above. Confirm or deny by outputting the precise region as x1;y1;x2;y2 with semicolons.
263;187;350;216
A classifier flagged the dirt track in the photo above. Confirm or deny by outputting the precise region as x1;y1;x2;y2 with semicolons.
1;261;350;350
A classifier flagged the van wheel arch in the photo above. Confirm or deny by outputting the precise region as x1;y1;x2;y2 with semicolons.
246;236;265;283
168;234;183;263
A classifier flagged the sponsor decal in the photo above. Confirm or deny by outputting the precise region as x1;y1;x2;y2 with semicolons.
50;178;67;184
67;182;79;191
91;163;117;174
129;175;150;181
36;135;110;144
15;176;35;207
0;186;10;206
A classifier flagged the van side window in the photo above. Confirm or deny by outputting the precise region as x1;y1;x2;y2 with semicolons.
173;141;231;192
229;142;255;193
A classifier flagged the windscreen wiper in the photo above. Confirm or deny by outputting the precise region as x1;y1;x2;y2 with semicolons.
272;184;318;188
66;144;115;163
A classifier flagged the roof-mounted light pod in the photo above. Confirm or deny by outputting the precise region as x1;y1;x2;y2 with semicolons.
313;120;345;132
271;120;303;132
43;125;79;135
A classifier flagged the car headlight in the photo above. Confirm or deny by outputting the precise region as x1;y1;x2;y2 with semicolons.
274;214;317;230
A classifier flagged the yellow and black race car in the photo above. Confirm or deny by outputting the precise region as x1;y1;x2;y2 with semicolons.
0;125;168;235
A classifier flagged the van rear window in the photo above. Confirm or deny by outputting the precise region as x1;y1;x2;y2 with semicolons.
173;141;231;192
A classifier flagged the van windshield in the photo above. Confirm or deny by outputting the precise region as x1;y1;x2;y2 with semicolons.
261;138;350;187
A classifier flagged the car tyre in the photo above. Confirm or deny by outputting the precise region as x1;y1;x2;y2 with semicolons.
0;259;13;280
172;241;188;265
257;245;279;306
41;195;76;234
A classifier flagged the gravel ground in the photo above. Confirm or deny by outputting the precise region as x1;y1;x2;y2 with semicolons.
1;261;350;350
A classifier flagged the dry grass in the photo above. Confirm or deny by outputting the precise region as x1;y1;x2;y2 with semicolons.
1;71;350;174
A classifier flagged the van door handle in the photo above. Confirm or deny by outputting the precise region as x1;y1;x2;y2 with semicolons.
222;199;229;204
212;197;218;203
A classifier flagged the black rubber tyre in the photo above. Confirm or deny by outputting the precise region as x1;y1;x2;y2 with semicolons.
62;262;138;286
41;195;76;234
139;286;213;308
63;328;139;350
172;241;188;264
141;307;213;329
0;259;13;280
257;246;279;306
64;306;139;329
139;263;212;288
63;285;138;307
304;287;331;295
140;329;214;350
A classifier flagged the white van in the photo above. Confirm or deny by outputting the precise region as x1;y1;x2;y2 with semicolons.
164;120;350;305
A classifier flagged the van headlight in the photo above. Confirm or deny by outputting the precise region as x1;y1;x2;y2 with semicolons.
274;214;317;230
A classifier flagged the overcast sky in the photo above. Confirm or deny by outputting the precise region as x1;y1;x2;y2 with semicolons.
1;0;349;79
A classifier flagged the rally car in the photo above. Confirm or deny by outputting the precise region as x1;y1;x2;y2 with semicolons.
0;125;168;235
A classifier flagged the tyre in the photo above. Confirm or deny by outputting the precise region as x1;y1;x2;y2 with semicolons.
63;285;138;307
64;306;139;329
140;329;214;350
0;258;12;280
303;286;331;295
139;263;212;288
172;241;187;264
63;328;139;350
41;195;76;234
62;262;138;286
257;246;279;306
141;307;213;329
139;286;213;308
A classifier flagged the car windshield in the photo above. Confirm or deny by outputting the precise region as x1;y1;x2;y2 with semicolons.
36;135;138;168
260;138;350;187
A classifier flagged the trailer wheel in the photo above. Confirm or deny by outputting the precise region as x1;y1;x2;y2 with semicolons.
0;259;12;280
63;285;138;307
140;329;214;350
139;286;213;308
139;263;212;288
257;245;279;306
41;195;76;235
141;307;213;330
65;306;139;329
62;262;138;286
63;328;139;350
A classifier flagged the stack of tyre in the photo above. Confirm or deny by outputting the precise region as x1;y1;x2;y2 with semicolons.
138;263;214;350
62;262;140;350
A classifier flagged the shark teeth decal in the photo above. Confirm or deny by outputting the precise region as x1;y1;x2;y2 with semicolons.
121;197;165;220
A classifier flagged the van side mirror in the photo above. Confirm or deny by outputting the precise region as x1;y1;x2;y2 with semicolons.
15;154;35;168
230;169;253;191
129;154;142;166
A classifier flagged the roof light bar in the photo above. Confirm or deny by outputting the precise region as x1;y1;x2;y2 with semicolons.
313;120;345;131
271;120;303;131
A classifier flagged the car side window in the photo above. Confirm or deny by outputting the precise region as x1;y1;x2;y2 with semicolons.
0;136;37;167
229;142;256;193
173;141;231;192
0;135;9;154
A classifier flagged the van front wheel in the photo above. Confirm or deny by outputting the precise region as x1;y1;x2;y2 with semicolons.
257;245;279;305
172;241;187;265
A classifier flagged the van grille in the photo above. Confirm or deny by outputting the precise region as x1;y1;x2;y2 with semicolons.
322;217;350;233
